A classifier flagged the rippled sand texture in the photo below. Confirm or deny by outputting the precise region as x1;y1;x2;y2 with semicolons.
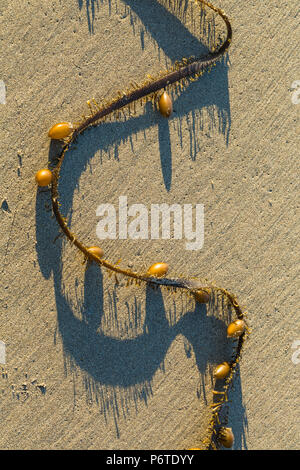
0;0;299;450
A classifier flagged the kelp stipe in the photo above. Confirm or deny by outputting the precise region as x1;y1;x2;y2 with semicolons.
36;1;250;450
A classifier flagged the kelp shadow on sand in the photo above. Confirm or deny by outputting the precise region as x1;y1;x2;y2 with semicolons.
77;0;231;161
34;0;246;446
36;161;245;443
36;183;247;446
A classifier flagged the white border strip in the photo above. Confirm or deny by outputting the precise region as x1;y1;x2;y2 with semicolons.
0;340;6;365
0;81;6;104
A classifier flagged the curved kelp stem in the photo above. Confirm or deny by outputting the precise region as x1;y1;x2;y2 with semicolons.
51;0;232;285
44;1;249;450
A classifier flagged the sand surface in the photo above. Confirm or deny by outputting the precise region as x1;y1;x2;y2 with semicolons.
0;0;299;450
